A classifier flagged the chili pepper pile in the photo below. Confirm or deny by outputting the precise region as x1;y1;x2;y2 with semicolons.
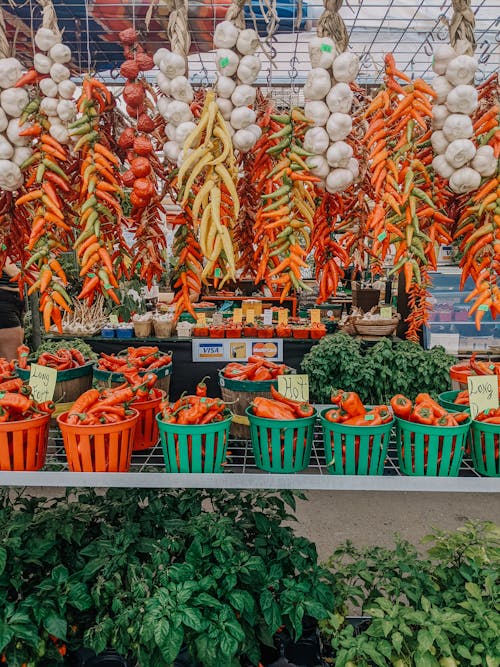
390;392;469;426
364;55;453;341
71;77;128;308
222;357;291;382
96;346;172;374
0;381;54;423
65;375;154;425
30;347;87;370
252;387;315;420
117;29;167;289
453;75;500;329
325;390;393;426
253;109;318;302
474;408;500;424
160;389;228;426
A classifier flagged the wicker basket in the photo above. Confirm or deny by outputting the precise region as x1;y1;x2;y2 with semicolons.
353;315;400;337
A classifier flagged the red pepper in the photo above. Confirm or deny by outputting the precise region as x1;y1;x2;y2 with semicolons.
412;405;434;425
374;406;393;423
252;367;273;381
252;397;296;420
17;345;30;370
324;408;343;423
390;394;412;420
196;376;210;397
343;411;382;426
340;392;366;417
269;386;314;417
436;414;458;427
415;393;447;417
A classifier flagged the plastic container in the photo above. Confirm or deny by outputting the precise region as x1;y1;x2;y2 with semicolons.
93;362;172;398
396;416;470;476
132;389;165;451
470;420;500;477
153;319;173;338
246;407;317;473
320;410;393;475
438;390;469;413
449;363;472;391
258;326;274;338
116;325;134;339
310;325;327;340
57;410;139;472
101;326;115;338
192;326;209;337
209;326;225;338
275;325;292;338
243;325;257;337
157;412;232;473
16;361;94;403
225;327;242;338
0;413;50;471
292;328;310;339
133;319;152;337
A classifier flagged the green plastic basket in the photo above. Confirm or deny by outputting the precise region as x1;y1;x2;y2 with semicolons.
219;369;293;393
245;407;316;473
156;411;232;473
320;409;394;475
396;416;470;476
470;419;500;477
438;390;469;413
15;360;94;382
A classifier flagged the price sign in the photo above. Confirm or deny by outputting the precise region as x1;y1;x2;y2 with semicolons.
467;374;499;419
263;309;273;325
379;306;392;319
277;374;309;403
196;312;207;326
310;309;321;324
246;309;255;323
29;364;57;403
278;309;289;325
109;314;118;324
233;308;243;324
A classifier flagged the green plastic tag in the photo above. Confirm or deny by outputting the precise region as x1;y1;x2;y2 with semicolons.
219;57;230;68
214;268;222;278
364;414;375;421
88;273;96;278
320;43;333;52
21;352;29;357
1;244;6;251
478;304;489;312
0;393;5;399
377;231;387;242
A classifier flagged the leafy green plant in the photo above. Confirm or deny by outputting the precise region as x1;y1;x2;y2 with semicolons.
301;333;454;403
321;522;500;667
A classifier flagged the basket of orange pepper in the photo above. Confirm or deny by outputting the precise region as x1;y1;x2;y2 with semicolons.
56;379;153;472
392;393;470;477
470;409;500;477
246;387;317;473
156;381;232;473
0;380;54;471
320;391;394;475
219;358;295;438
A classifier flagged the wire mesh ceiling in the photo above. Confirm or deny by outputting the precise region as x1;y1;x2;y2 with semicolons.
2;0;499;85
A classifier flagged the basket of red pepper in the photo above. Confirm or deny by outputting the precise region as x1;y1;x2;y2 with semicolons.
156;383;232;473
219;358;295;438
321;391;394;475
0;378;54;471
15;344;94;403
94;346;172;396
392;393;470;477
56;380;151;472
116;369;165;451
470;410;500;477
246;387;317;473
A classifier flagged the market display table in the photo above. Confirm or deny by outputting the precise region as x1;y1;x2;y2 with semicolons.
53;336;320;399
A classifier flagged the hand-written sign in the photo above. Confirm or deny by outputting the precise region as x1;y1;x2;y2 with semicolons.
263;309;273;325
278;374;309;403
379;306;392;319
467;374;499;419
246;309;255;323
310;309;321;324
233;308;243;324
277;309;289;325
29;363;57;402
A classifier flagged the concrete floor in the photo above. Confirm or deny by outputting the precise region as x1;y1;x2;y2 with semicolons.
294;491;500;560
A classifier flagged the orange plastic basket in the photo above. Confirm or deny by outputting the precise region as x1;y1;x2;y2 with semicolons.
0;413;50;471
57;410;139;472
132;389;165;451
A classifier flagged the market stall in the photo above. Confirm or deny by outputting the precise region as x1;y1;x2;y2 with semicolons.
0;0;497;493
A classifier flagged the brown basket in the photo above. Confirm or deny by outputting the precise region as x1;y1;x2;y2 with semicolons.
353;316;400;337
351;286;381;312
220;384;274;439
153;319;173;338
133;320;152;337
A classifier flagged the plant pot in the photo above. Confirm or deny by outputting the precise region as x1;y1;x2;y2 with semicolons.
276;326;292;338
225;328;242;338
193;326;209;337
209;327;225;338
243;326;257;337
292;328;310;339
257;326;274;338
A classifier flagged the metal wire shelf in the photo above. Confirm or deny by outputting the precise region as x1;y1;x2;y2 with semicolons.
0;420;498;492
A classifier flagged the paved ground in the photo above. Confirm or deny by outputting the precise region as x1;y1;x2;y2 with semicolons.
293;491;500;560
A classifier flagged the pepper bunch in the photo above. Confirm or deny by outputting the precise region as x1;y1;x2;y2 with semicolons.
222;357;291;382
251;387;315;420
390;392;469;426
475;408;500;424
17;345;86;371
171;219;203;321
0;357;16;379
325;390;393;426
71;77;128;307
96;346;172;374
65;374;154;426
160;388;228;426
0;381;54;423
